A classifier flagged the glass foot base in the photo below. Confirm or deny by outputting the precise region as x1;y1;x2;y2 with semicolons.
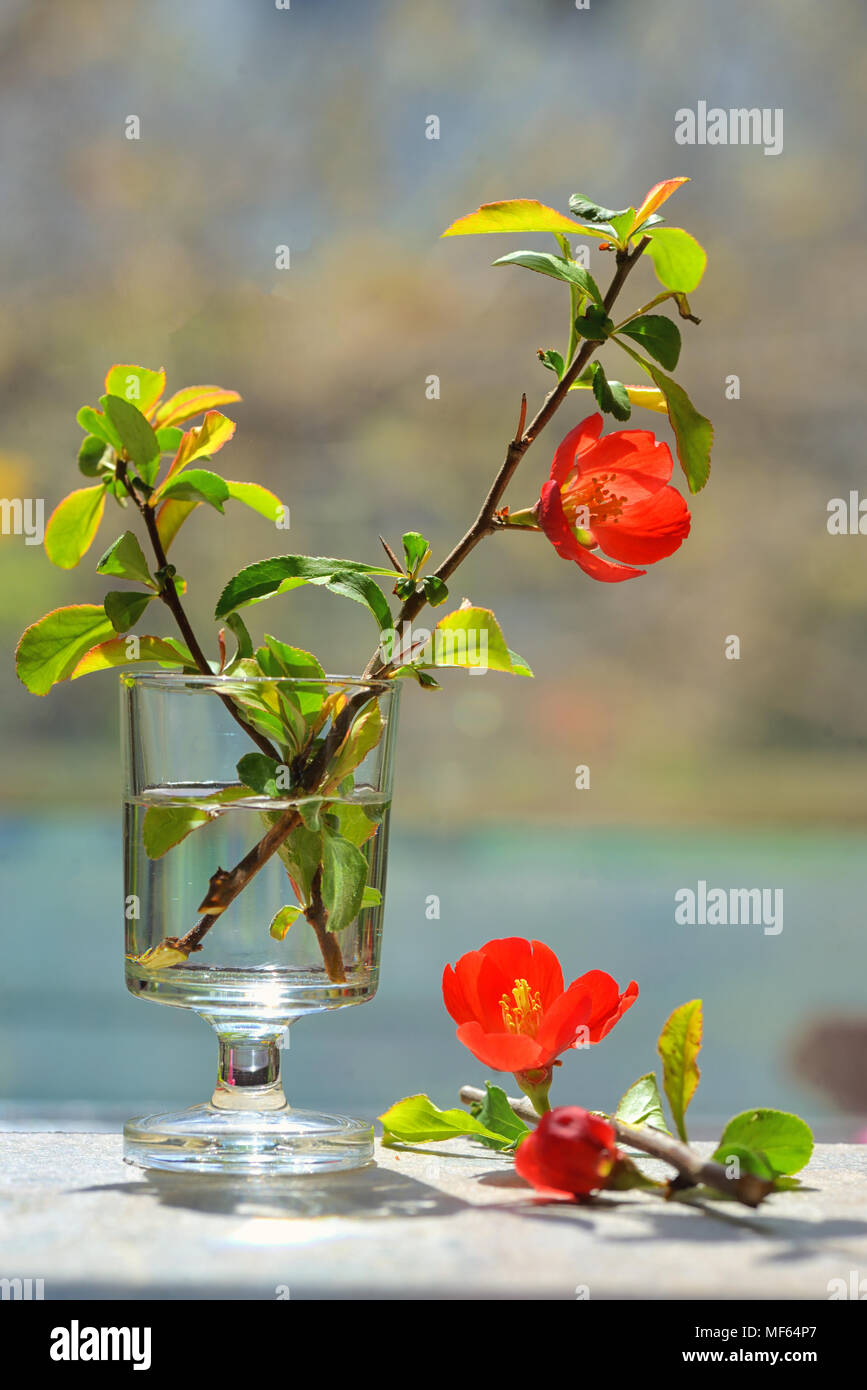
123;1103;374;1175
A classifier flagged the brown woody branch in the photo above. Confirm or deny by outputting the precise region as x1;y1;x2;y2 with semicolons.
154;238;655;973
458;1085;774;1209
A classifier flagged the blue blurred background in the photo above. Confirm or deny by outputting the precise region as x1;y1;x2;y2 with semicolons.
1;0;865;1136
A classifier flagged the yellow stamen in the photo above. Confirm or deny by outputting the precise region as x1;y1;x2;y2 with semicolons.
500;978;544;1037
561;471;627;527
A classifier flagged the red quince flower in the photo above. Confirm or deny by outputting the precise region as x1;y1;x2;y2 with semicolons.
442;937;638;1078
537;412;691;583
515;1106;619;1198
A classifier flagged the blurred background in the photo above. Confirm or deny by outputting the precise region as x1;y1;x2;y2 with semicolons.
1;0;865;1137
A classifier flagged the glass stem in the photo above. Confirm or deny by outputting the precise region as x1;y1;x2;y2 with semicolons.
210;1031;288;1112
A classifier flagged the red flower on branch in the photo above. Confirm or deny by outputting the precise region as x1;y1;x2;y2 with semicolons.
442;937;637;1107
536;412;691;583
515;1106;620;1198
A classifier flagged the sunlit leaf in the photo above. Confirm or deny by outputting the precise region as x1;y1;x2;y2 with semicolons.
96;530;155;587
379;1094;511;1147
413;605;533;676
269;905;303;941
76;405;123;452
44;485;107;569
101;395;161;484
103;364;166;417
162;411;237;482
154;468;229;512
713;1109;813;1178
15;604;116;695
155;498;197;552
154;385;242;429
658;999;702;1143
615;1073;670;1133
225;479;285;522
632;177;690;232
103;590;155;633
442;199;582;238
492;250;603;306
643;227;707;293
70;634;194;679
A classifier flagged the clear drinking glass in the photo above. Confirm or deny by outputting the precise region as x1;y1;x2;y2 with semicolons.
120;671;399;1174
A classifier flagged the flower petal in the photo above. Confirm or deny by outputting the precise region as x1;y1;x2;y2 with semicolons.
443;951;512;1034
534;979;598;1062
571;545;646;584
574;433;674;490
550;414;604;487
565;971;639;1044
592;484;691;565
478;937;565;1009
455;1021;542;1072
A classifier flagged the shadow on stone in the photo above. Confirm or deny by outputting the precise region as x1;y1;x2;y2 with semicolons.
73;1161;468;1221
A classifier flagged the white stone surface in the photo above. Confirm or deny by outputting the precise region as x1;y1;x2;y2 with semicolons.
1;1134;866;1299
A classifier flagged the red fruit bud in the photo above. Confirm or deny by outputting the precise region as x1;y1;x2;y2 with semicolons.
514;1105;618;1197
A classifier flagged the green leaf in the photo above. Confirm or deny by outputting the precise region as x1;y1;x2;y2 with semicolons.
70;634;194;679
103;590;154;633
442;199;583;238
215;555;397;632
236;752;281;798
538;348;565;378
154;384;241;428
104;364;166;415
573;303;614;340
471;1083;531;1151
16;604;116;695
269;905;303;941
615;1073;670;1133
379;1094;513;1148
647;365;712;494
156;426;184;455
77;405;123;453
271;820;322;903
361;885;382;908
590;362;631;422
155;468;229;512
492;250;603;306
618;314;682;371
225;479;286;522
256;636;325;681
327;700;384;787
44;485;107;569
710;1143;776;1181
606;208;637;246
96;530;155;587
643;227;707;293
402;531;429;574
155;498;198;552
615;341;713;494
422;575;449;606
331;801;382;847
568;194;631;225
101;395;161;483
78;435;110;478
414;606;533;676
658;999;702;1143
224;612;253;667
713;1109;814;1178
141;788;249;859
606;1154;663;1192
321;827;368;931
